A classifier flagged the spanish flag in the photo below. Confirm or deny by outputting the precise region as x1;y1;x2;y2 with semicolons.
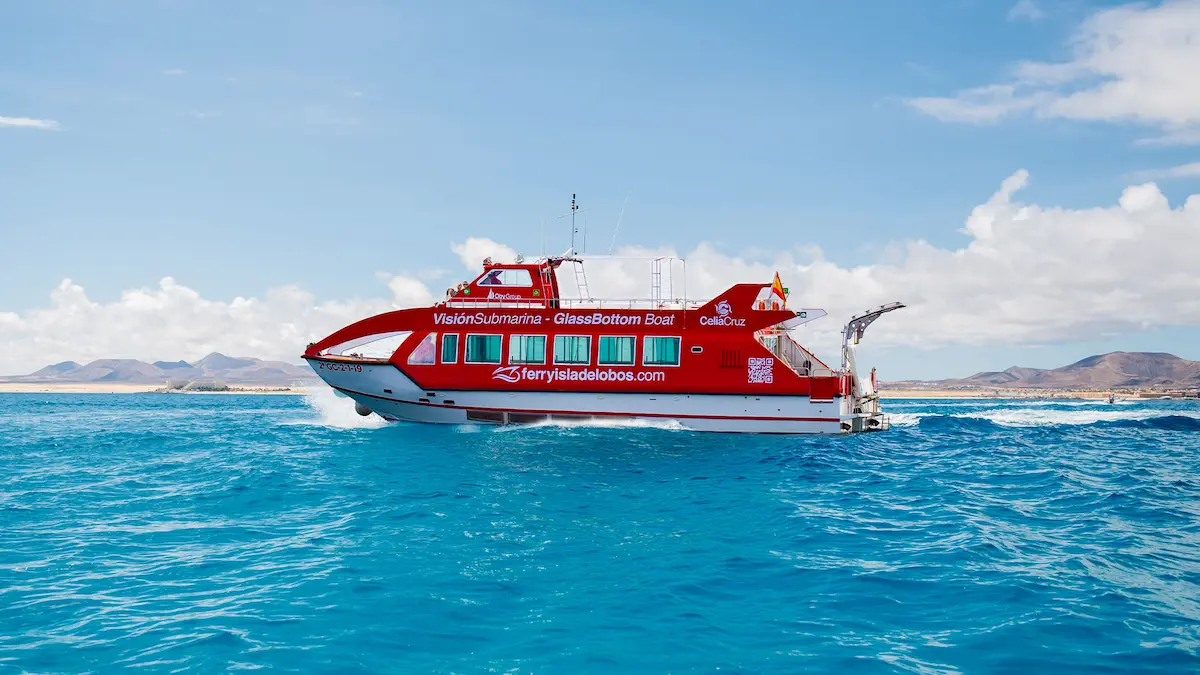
771;272;786;306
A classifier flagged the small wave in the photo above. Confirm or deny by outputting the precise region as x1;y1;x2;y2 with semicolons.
887;398;1136;409
957;407;1200;427
1102;415;1200;431
914;413;1000;432
887;412;926;427
903;407;1200;428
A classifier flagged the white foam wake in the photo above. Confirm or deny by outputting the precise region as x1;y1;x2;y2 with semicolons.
887;412;926;427
956;407;1198;427
494;417;687;432
295;387;387;429
886;400;1196;428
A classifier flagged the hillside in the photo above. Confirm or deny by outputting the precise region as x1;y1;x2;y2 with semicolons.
0;353;317;386
896;352;1200;390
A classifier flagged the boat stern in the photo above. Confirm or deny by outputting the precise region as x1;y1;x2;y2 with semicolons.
840;398;891;433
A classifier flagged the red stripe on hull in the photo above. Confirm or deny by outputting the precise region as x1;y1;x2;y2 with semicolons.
330;385;841;424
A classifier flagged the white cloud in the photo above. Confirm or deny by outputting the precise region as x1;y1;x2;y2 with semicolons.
909;85;1044;124
1132;161;1200;181
0;116;60;131
450;237;519;270
1008;0;1045;22
469;173;1200;356
162;68;185;76
0;276;430;375
910;0;1200;143
3;173;1200;375
1137;127;1200;146
384;274;436;306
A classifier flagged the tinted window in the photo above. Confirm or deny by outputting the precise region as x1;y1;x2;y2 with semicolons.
598;336;635;365
643;336;680;366
509;335;546;364
553;335;591;365
441;334;458;364
465;334;502;363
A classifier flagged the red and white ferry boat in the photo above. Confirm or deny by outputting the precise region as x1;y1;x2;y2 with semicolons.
303;254;902;434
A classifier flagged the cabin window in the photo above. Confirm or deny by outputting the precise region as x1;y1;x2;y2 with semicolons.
441;334;458;364
465;334;503;364
553;335;591;365
643;336;681;366
407;333;437;365
509;335;546;364
477;268;533;287
598;336;635;365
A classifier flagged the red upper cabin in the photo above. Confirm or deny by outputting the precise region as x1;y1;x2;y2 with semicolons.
303;255;852;400
444;256;560;307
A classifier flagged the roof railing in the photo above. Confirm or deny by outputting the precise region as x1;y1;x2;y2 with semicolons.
441;297;709;310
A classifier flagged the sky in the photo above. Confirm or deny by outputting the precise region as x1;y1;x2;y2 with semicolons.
2;0;1199;378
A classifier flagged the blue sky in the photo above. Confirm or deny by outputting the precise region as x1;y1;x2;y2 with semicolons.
2;0;1199;378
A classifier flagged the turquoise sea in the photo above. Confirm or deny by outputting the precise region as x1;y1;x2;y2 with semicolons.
1;391;1197;673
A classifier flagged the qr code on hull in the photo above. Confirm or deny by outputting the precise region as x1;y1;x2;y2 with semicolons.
747;357;774;384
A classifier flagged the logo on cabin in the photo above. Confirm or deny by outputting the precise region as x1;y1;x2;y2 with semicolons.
487;290;524;301
700;299;746;327
491;366;523;383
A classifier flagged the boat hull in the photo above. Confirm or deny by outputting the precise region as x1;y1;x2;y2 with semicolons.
305;358;855;434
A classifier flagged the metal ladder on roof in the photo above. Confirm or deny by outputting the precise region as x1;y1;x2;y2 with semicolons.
650;258;663;306
572;260;591;302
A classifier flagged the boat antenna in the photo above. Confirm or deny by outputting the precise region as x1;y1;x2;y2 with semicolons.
608;191;631;255
556;193;589;255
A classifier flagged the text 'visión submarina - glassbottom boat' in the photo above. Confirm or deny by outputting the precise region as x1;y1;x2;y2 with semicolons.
303;253;903;434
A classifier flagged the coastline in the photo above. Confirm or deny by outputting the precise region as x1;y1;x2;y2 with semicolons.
0;383;1167;400
879;388;1193;400
0;383;311;395
880;388;1112;399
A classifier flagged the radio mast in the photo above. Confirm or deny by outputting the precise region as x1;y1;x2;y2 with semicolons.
557;193;589;254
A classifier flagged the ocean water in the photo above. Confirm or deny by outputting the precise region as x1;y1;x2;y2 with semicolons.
1;392;1198;674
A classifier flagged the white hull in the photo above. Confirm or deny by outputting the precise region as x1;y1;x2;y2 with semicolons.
308;361;864;434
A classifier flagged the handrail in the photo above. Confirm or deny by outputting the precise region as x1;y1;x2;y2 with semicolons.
310;353;392;364
757;332;836;378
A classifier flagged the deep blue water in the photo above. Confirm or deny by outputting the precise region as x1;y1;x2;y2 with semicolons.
1;392;1198;674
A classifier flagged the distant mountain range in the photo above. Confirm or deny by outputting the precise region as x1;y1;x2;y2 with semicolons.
887;352;1200;390
0;353;317;386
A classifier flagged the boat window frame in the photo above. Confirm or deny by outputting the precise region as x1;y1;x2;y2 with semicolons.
508;334;547;365
464;333;504;365
553;334;592;366
407;332;438;365
642;335;683;367
440;333;458;364
477;268;534;287
597;335;636;366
